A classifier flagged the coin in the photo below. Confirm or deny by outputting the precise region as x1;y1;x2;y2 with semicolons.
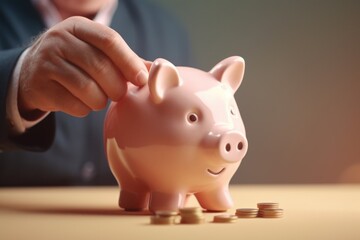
180;216;206;224
257;202;279;210
213;214;238;223
155;210;179;217
235;208;259;218
150;215;177;225
179;207;202;214
258;208;284;218
179;207;205;224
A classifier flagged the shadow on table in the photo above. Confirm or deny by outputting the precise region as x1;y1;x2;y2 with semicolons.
0;200;152;216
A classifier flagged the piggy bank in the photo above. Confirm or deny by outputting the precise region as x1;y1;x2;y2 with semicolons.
104;56;248;212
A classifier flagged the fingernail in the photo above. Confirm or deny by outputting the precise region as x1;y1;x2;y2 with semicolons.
136;70;148;85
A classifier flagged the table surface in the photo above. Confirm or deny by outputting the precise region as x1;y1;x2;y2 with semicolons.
1;184;359;240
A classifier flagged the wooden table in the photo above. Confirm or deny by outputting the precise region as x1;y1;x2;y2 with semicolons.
1;185;359;240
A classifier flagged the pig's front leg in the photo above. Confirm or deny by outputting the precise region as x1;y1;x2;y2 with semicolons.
149;192;186;212
107;138;150;211
195;187;233;212
119;188;150;211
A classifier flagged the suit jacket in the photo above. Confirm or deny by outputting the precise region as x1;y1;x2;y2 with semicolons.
0;0;191;186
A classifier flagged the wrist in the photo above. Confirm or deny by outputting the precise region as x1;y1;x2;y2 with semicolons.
6;48;50;135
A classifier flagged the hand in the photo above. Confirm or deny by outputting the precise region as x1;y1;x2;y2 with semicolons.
18;16;148;118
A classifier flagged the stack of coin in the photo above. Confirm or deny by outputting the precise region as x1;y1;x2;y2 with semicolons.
179;207;205;224
150;210;179;225
257;202;283;218
213;214;238;223
235;208;259;218
257;202;279;210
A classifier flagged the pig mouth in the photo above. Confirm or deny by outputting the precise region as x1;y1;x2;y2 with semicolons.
207;168;225;176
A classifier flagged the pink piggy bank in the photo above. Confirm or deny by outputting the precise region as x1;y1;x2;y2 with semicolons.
104;56;248;212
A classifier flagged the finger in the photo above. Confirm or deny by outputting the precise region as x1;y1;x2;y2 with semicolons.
39;80;92;117
48;55;108;111
66;17;149;86
59;32;127;101
143;60;152;71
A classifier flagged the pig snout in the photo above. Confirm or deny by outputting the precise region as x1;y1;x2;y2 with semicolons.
218;131;247;163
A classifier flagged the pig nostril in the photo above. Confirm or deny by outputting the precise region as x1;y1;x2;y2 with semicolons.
225;143;231;152
237;142;243;150
188;113;198;123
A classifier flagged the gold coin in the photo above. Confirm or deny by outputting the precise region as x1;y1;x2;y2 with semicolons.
213;214;238;223
258;208;283;214
155;210;179;217
180;211;204;218
180;216;205;224
150;215;176;225
260;214;283;218
235;208;259;218
257;202;279;210
258;208;284;218
179;207;205;224
179;207;202;214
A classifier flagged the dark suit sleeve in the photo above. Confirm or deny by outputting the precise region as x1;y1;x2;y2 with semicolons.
0;48;55;151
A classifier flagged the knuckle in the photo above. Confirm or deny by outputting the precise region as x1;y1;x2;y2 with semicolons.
38;30;67;59
44;28;63;42
100;28;118;49
78;78;96;92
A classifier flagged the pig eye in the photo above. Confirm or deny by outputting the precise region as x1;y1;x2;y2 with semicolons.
187;113;198;123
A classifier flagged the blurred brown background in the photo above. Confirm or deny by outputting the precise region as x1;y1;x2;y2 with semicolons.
151;0;360;183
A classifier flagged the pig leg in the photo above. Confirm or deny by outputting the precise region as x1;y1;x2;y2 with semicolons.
106;138;149;211
149;192;186;212
195;187;233;211
119;187;150;211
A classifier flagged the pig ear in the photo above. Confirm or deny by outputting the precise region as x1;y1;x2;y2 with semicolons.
209;56;245;93
148;58;181;104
